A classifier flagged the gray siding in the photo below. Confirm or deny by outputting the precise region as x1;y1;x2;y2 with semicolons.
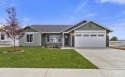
19;32;41;46
24;27;38;32
76;22;105;30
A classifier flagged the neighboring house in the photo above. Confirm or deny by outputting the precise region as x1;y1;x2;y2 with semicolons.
0;28;19;46
20;20;112;47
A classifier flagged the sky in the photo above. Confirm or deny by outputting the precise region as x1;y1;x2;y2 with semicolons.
0;0;125;40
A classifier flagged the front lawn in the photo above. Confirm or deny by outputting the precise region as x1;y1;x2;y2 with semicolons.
0;47;97;68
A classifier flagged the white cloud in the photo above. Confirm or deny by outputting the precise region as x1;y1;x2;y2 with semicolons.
86;13;96;17
22;17;30;22
75;0;88;12
96;0;125;5
0;18;5;23
102;17;111;20
122;11;125;15
0;0;17;7
69;17;76;20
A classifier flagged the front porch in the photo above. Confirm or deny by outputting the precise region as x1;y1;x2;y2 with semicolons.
40;32;74;47
62;32;74;47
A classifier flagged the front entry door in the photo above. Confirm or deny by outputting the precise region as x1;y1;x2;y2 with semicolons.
65;35;69;46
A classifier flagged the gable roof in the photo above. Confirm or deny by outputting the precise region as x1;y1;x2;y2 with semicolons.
25;20;112;33
30;25;72;33
63;20;112;32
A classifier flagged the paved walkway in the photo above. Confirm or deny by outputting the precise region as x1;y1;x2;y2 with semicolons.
0;68;125;77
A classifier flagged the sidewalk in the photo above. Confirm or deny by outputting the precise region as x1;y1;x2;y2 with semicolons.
0;68;125;77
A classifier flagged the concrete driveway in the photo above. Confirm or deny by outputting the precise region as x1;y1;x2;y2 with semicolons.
75;48;125;69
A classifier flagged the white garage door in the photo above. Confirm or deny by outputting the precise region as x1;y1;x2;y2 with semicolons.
75;31;106;47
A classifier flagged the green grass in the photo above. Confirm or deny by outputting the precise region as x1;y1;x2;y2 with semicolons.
0;47;97;68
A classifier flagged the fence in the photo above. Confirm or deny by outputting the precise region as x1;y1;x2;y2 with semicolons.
109;41;125;47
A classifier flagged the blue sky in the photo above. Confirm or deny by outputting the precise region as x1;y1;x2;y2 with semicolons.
0;0;125;40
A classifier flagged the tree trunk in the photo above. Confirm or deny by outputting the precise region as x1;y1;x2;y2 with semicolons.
14;37;16;51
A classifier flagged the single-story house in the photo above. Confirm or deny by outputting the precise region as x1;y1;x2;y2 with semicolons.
20;20;112;47
0;28;19;46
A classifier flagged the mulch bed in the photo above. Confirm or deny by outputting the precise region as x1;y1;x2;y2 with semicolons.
3;50;24;53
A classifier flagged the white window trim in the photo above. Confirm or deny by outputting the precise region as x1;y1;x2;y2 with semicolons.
46;35;62;43
25;33;34;43
0;32;5;41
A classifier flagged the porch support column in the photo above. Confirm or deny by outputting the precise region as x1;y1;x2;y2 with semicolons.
40;33;43;46
70;34;72;47
62;32;64;47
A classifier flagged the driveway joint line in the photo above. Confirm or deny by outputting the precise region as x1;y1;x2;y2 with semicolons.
97;69;108;77
44;69;49;77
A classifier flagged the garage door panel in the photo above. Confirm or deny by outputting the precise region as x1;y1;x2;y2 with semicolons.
75;32;106;47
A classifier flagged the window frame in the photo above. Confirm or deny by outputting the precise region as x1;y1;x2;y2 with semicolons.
0;33;5;40
75;34;82;37
90;34;97;37
46;35;62;43
25;33;34;43
98;34;105;37
83;34;89;37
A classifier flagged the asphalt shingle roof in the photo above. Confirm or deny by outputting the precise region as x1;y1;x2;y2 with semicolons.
31;25;72;32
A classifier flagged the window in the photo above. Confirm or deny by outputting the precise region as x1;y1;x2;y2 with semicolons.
76;34;82;37
26;34;33;43
47;35;61;43
98;34;104;37
1;33;5;40
83;34;89;37
90;34;96;37
0;33;5;40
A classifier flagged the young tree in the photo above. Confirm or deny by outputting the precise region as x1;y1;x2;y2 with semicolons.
110;36;118;41
3;7;24;51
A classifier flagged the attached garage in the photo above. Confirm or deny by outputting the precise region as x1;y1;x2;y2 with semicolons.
67;21;113;48
75;30;106;47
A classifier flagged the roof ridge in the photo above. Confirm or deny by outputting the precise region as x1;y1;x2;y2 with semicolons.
31;24;72;26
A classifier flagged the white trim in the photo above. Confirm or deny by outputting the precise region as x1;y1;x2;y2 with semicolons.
68;21;90;32
62;33;64;47
42;32;61;33
62;32;69;33
70;34;72;47
0;32;5;41
61;20;87;32
25;33;34;43
25;32;39;33
75;30;106;33
40;33;42;46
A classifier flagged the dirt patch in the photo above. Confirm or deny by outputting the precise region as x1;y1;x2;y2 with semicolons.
110;47;125;50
